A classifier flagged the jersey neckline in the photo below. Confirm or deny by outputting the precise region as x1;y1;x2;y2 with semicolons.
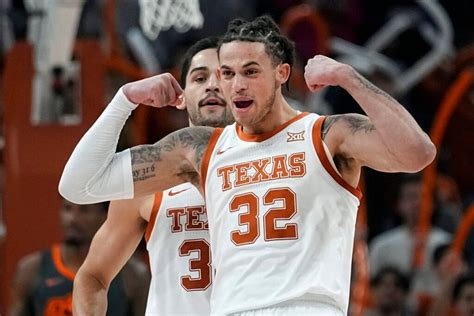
235;112;310;142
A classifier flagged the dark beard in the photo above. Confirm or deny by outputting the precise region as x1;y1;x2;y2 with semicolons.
64;238;85;248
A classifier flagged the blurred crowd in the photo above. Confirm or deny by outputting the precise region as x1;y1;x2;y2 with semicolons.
0;0;473;315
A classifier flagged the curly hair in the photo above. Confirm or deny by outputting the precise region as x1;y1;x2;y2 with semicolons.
219;15;295;68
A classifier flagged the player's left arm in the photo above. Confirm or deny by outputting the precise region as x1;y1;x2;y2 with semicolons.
73;196;152;316
305;56;436;177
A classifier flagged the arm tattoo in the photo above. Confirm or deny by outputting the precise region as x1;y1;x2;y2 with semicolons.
130;127;213;181
343;115;376;134
352;69;396;103
322;114;375;140
322;116;342;140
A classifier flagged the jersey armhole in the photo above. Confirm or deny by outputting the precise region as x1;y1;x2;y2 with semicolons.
145;192;164;242
312;116;363;200
200;128;224;198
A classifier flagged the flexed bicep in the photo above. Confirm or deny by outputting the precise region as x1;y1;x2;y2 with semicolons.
323;114;406;175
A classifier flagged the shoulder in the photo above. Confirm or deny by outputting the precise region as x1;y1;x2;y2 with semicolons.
13;251;43;288
321;113;373;142
15;251;43;274
429;227;452;242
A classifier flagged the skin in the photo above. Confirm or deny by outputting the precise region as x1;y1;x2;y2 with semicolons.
9;200;149;316
397;180;422;231
371;272;407;315
72;48;232;316
454;283;474;316
121;42;435;198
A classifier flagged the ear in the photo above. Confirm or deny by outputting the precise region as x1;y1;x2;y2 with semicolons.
176;95;186;110
276;63;291;85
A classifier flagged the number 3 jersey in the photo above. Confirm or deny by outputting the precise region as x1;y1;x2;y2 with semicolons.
145;183;212;315
202;113;362;315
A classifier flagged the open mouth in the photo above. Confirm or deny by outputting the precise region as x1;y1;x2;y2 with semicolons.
234;100;253;109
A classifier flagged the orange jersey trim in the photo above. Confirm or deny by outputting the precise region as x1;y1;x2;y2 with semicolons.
200;128;224;197
145;192;164;242
312;116;363;200
52;244;75;281
236;112;309;142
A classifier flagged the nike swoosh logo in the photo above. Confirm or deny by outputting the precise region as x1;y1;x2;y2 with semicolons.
45;277;63;287
168;188;190;197
217;146;234;155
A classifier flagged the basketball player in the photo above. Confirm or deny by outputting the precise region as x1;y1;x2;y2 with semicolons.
9;199;149;316
72;37;233;315
59;16;436;315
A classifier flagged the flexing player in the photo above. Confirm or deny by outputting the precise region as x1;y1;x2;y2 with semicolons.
60;16;435;315
10;199;148;316
72;37;233;315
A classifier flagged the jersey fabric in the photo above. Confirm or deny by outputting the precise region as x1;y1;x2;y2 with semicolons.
145;183;211;315
27;244;130;316
202;113;362;315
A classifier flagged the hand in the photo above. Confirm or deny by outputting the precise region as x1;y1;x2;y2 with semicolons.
304;55;350;92
122;73;185;109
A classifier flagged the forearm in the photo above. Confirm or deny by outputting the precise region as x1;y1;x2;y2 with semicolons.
59;88;137;203
341;67;436;169
73;270;109;316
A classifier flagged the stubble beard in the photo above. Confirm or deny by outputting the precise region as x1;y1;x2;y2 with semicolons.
236;85;276;129
189;107;234;128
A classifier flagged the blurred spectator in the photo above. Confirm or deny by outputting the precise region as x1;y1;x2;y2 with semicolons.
452;274;474;316
9;198;149;315
369;175;452;277
365;266;412;316
412;243;468;315
426;264;472;316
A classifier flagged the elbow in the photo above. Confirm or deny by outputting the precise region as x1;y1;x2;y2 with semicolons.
406;139;437;172
58;175;88;205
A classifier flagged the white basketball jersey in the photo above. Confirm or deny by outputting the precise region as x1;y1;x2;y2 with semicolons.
202;113;361;315
145;183;211;315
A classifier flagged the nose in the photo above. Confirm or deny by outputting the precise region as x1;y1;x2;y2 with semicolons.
232;74;247;94
206;73;220;93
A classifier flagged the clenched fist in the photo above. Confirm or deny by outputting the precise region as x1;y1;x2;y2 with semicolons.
122;73;185;109
304;55;351;92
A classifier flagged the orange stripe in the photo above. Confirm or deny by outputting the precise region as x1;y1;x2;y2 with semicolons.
413;69;474;269
200;128;224;197
451;204;474;255
236;112;309;142
52;244;75;281
145;192;164;242
312;116;363;200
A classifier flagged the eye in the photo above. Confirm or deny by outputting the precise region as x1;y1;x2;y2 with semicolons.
221;70;234;78
245;68;258;76
194;76;206;83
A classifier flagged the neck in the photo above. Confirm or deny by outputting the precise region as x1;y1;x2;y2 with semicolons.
61;243;90;272
242;95;298;135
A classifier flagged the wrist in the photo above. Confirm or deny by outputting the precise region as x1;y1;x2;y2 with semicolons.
338;64;359;92
115;87;139;111
121;83;142;105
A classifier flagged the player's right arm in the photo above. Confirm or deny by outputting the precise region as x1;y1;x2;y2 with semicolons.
59;73;213;203
9;253;41;316
72;196;152;316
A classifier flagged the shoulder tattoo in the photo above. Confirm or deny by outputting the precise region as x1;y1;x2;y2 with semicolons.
322;114;375;140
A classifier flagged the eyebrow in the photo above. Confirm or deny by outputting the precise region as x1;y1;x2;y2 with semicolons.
220;61;260;69
189;66;209;74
